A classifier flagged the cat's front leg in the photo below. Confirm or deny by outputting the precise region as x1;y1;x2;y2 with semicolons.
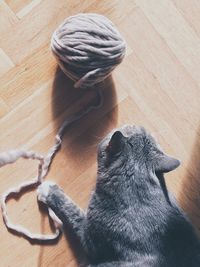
37;181;86;245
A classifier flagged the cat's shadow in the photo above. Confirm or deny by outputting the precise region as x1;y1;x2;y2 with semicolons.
37;66;118;267
179;127;200;234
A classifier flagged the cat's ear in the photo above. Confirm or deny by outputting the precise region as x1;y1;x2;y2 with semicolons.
107;131;126;155
155;154;180;173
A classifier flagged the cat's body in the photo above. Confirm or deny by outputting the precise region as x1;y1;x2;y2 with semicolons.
38;125;200;266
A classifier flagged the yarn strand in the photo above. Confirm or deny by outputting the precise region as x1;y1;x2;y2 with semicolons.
0;91;102;242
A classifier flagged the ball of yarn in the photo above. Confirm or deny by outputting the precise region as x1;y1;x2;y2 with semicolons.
51;13;126;88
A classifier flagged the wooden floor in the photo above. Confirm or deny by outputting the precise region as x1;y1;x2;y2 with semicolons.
1;0;200;266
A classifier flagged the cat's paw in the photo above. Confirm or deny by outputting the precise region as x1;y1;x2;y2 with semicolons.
37;181;56;204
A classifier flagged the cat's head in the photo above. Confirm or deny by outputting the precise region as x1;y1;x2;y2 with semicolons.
98;125;180;175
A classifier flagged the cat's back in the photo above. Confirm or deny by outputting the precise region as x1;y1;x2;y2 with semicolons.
129;199;200;266
85;191;200;266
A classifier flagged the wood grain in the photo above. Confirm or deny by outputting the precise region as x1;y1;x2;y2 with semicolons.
0;48;14;77
0;1;200;266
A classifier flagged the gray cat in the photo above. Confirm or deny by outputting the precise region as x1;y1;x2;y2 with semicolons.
37;125;200;267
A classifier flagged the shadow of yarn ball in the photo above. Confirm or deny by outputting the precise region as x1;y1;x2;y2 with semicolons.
51;66;118;155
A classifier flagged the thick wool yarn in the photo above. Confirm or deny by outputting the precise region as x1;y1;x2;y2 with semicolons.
51;13;126;88
1;102;100;241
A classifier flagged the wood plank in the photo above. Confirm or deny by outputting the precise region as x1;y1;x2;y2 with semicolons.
86;0;137;25
0;97;9;118
5;0;32;14
0;44;56;109
0;47;14;77
136;0;200;86
173;0;200;38
16;0;42;19
121;7;200;127
0;1;18;36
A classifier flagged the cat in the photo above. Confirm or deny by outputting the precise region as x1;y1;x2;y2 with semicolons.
37;125;200;267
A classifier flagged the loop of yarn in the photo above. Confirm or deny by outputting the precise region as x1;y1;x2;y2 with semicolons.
0;92;102;242
51;13;126;88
